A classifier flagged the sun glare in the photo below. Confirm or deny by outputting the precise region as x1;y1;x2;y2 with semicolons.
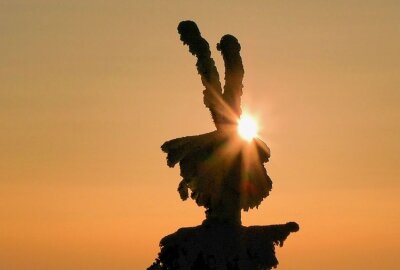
238;114;258;141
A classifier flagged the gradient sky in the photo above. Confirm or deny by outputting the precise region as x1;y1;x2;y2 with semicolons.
1;1;399;269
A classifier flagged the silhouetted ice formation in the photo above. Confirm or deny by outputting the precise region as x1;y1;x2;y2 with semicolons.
148;21;299;270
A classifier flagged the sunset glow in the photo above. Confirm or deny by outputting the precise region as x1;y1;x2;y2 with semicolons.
2;1;399;269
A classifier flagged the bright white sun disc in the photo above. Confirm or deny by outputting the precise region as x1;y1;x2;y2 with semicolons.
238;114;258;141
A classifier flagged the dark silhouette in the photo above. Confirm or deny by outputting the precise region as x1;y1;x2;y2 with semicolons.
148;21;298;270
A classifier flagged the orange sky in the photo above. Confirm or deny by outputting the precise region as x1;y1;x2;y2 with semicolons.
1;1;399;269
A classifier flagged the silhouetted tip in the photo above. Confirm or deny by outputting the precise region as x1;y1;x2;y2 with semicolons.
285;222;300;232
217;34;241;52
177;20;201;43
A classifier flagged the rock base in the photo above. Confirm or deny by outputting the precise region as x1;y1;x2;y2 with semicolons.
148;221;299;270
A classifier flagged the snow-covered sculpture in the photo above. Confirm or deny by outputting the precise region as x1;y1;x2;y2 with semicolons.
148;21;299;270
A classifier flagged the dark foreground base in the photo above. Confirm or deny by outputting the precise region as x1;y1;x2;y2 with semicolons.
148;221;299;270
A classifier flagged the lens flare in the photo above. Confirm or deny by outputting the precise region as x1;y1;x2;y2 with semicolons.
238;114;258;141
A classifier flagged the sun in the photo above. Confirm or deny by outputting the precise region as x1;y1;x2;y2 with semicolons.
238;114;258;141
